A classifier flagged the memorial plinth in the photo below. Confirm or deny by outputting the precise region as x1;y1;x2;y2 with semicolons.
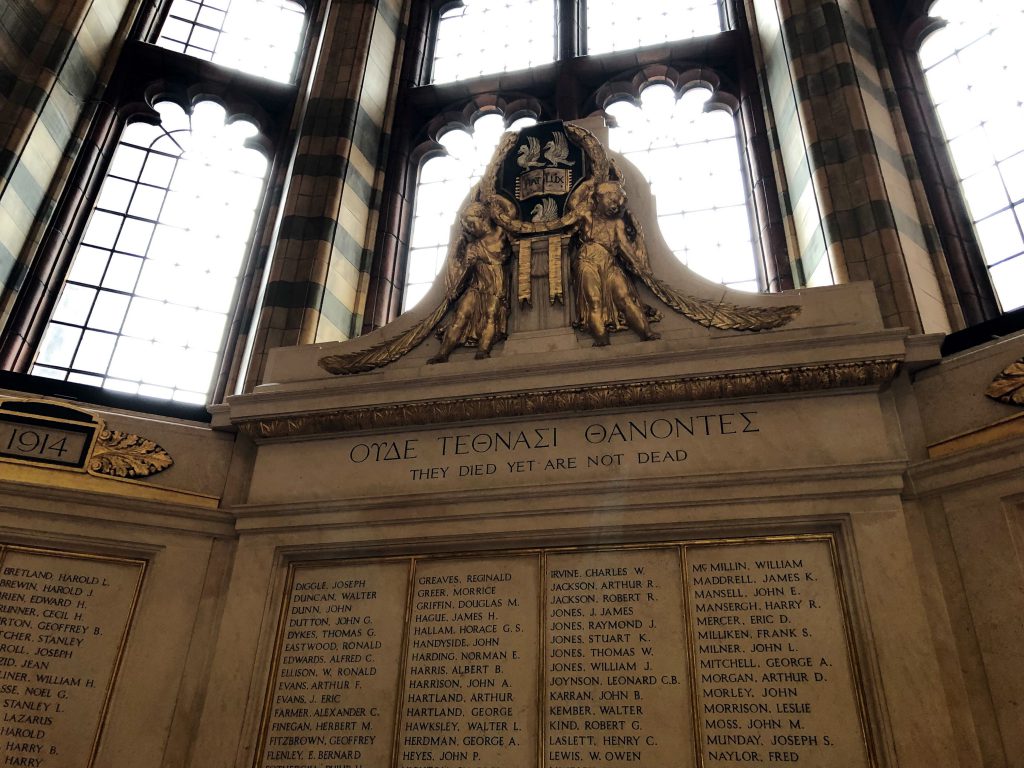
182;120;961;768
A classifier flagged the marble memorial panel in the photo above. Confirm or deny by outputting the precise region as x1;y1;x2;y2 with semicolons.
258;538;872;767
0;544;145;768
398;555;540;768
545;548;691;768
257;560;409;768
684;538;871;767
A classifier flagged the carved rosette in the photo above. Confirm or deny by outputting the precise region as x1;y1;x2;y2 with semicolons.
88;428;174;479
985;357;1024;406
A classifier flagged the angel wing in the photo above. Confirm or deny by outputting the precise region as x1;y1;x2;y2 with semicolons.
543;132;574;167
517;136;543;169
618;209;800;331
318;198;479;375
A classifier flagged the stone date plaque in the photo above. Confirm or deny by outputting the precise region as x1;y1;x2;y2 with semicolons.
257;560;409;768
0;544;145;768
683;537;871;767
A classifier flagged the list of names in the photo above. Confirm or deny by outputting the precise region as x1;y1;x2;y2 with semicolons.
545;549;690;768
398;556;539;768
686;539;870;767
0;546;143;768
256;539;872;768
261;561;408;768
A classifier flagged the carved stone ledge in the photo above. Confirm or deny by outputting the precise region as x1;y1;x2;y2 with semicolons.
0;398;174;479
237;358;901;441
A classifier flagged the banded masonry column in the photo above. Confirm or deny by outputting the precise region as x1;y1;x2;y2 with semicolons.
746;0;956;333
246;0;403;384
0;0;136;329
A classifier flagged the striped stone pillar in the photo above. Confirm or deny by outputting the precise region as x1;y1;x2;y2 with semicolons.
0;0;134;328
244;0;404;386
746;0;958;333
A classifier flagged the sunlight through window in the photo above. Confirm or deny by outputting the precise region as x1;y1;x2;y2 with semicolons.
156;0;305;83
404;114;537;309
919;0;1024;311
586;0;722;55
32;101;269;403
608;85;758;290
431;0;555;84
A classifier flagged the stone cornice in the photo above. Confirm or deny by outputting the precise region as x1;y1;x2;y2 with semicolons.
236;358;901;441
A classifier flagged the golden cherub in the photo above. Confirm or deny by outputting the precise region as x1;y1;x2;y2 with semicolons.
428;201;511;363
572;181;661;346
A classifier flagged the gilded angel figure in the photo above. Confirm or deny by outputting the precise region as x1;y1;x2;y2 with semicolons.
571;180;660;346
428;201;511;363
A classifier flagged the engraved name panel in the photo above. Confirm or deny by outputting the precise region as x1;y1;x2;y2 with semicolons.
684;538;871;767
399;555;540;768
545;548;691;768
0;545;144;768
259;538;873;767
257;561;409;768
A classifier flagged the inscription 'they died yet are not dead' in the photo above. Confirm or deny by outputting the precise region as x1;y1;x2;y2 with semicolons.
342;409;762;483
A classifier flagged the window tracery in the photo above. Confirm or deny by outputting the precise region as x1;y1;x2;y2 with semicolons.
585;0;723;55
156;0;306;83
431;0;556;84
393;0;770;315
406;112;539;309
1;0;308;409
606;84;758;291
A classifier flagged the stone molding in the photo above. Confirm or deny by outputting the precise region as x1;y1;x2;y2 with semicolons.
237;357;901;441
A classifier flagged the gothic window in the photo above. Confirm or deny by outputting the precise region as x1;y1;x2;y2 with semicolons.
385;0;778;320
405;113;538;308
606;84;758;290
31;101;270;402
156;0;306;82
917;0;1024;311
585;0;723;55
2;0;309;407
431;0;556;84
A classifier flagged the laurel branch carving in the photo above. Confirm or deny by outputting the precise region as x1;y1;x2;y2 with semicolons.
245;359;899;440
985;357;1024;406
88;429;174;478
319;299;452;375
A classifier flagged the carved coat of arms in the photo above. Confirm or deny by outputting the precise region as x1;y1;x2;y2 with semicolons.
320;122;799;374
